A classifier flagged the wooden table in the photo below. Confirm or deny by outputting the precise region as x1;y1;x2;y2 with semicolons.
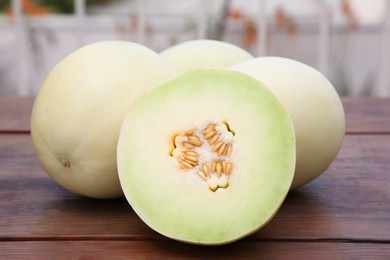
0;96;389;259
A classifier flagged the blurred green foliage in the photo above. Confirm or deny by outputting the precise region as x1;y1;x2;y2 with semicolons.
0;0;10;12
0;0;118;14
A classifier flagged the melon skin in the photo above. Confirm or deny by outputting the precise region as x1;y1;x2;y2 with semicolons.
231;57;345;190
117;69;296;245
160;39;253;73
31;41;176;199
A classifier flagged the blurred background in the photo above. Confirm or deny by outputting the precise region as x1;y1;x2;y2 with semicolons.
0;0;389;96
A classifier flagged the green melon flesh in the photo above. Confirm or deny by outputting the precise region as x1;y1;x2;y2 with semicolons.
231;57;345;189
31;41;175;199
160;39;253;73
117;69;296;245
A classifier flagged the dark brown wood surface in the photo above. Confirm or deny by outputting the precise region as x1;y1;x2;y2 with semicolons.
0;96;389;258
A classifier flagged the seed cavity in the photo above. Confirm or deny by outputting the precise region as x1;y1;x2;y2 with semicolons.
203;122;234;157
170;121;235;192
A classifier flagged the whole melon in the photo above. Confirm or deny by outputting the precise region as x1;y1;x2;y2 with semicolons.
232;57;345;189
160;39;253;73
31;41;176;199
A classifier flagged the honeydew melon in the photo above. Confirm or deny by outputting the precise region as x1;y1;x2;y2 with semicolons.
160;39;253;73
231;57;345;189
117;69;296;245
31;41;176;199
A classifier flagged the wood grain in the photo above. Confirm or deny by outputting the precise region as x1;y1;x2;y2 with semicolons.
1;134;389;242
343;97;390;134
1;97;389;258
0;96;34;133
0;241;389;259
1;96;390;133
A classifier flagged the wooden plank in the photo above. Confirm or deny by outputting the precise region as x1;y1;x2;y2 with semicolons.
0;241;389;259
1;96;390;133
260;133;390;241
343;97;390;134
0;134;389;242
0;96;33;133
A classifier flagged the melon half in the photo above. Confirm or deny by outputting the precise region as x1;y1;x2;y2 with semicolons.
31;41;175;199
117;69;296;245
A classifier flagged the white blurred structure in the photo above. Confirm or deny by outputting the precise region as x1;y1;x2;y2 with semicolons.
0;0;389;96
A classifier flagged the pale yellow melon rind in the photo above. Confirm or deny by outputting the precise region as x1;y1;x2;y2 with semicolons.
160;39;253;73
31;41;176;199
231;57;345;189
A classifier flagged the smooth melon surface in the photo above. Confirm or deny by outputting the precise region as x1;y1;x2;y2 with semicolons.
231;57;345;189
117;69;295;245
31;41;175;199
160;39;253;73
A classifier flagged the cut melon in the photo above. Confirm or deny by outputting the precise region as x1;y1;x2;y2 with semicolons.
160;39;253;73
117;69;295;245
31;41;175;199
231;57;345;189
